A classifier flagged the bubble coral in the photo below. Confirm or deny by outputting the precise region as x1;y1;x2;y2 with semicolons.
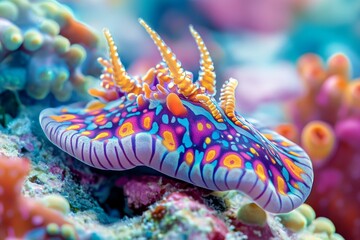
0;0;100;102
0;154;76;239
276;53;360;239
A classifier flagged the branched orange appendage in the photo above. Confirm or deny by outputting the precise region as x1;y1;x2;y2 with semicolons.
88;88;119;102
190;26;216;96
142;68;156;85
97;57;113;73
103;29;142;95
139;19;200;100
196;94;224;122
220;78;242;126
143;83;152;99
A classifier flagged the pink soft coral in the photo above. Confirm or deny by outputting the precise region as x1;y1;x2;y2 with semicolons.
275;53;360;239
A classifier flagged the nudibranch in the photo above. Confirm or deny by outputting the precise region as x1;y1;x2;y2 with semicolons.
40;19;313;213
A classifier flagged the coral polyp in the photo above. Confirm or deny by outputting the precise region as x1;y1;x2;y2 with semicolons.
0;0;100;102
40;19;313;213
277;53;360;239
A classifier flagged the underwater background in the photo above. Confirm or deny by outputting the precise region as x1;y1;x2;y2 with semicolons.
0;0;359;239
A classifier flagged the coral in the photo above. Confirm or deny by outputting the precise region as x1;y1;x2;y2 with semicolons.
0;108;342;239
40;19;313;213
142;192;229;240
0;154;76;239
220;191;344;240
0;0;101;102
236;203;267;227
119;175;208;212
275;53;360;239
0;2;351;238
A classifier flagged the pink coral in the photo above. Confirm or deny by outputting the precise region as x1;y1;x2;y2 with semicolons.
119;175;209;212
276;53;360;239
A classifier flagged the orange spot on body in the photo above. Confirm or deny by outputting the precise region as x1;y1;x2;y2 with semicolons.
66;124;82;130
81;131;91;136
185;151;194;165
118;122;135;137
166;93;187;117
284;158;304;180
276;176;287;195
197;122;204;131
50;114;76;122
289;151;300;157
222;154;243;169
206;123;212;129
93;132;109;140
88;110;102;116
250;147;259;156
205;150;216;162
98;119;108;126
255;163;267;182
86;100;106;112
281;141;291;147
162;131;176;151
263;133;273;140
143;117;152;129
94;114;106;123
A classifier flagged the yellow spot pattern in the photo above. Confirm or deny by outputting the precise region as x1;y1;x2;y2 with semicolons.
289;151;300;157
255;163;267;182
263;133;273;140
162;131;176;151
205;137;211;144
94;114;106;123
206;123;212;129
143;116;152;130
205;150;216;162
93;132;109;140
284;158;304;179
50;114;76;122
66;124;81;130
250;147;259;156
197;122;204;131
185;151;194;165
276;176;287;195
281;141;291;147
86;101;106;112
81;131;91;136
223;154;242;169
118;122;135;137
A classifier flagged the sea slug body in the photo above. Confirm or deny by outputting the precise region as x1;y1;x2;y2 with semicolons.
40;19;313;213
